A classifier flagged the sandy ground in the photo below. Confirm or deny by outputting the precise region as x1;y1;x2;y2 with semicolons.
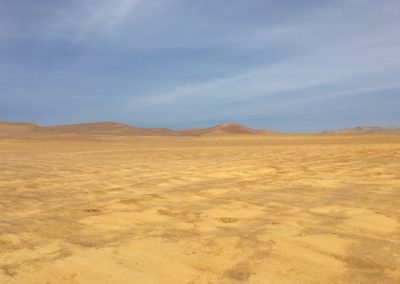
0;135;399;283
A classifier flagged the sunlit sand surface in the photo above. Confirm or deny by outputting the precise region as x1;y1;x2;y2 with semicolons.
1;135;399;283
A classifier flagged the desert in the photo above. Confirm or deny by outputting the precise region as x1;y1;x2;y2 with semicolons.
1;122;399;283
3;1;400;283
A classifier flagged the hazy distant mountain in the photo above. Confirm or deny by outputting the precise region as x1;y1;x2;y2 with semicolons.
0;122;276;138
4;121;399;138
323;126;400;134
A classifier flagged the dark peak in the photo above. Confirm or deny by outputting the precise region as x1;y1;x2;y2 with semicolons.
214;123;248;128
212;123;261;134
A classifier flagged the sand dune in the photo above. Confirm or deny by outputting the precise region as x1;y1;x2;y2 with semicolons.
0;134;399;283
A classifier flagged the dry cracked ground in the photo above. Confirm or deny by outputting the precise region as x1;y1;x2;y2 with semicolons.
0;135;400;283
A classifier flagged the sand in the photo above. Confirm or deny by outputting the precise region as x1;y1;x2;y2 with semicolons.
0;134;399;283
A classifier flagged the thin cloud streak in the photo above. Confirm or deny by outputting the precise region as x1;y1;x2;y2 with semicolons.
128;35;400;106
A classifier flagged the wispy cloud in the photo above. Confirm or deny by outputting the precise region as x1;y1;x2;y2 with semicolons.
0;0;143;42
73;0;143;39
128;33;400;106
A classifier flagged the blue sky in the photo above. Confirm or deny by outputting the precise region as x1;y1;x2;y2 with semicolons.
0;0;399;132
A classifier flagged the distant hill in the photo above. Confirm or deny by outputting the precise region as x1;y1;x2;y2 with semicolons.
0;121;182;138
39;122;182;137
323;126;400;134
0;121;276;138
0;122;39;137
179;123;276;136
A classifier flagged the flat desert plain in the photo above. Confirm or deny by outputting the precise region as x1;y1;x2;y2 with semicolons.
1;134;400;283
